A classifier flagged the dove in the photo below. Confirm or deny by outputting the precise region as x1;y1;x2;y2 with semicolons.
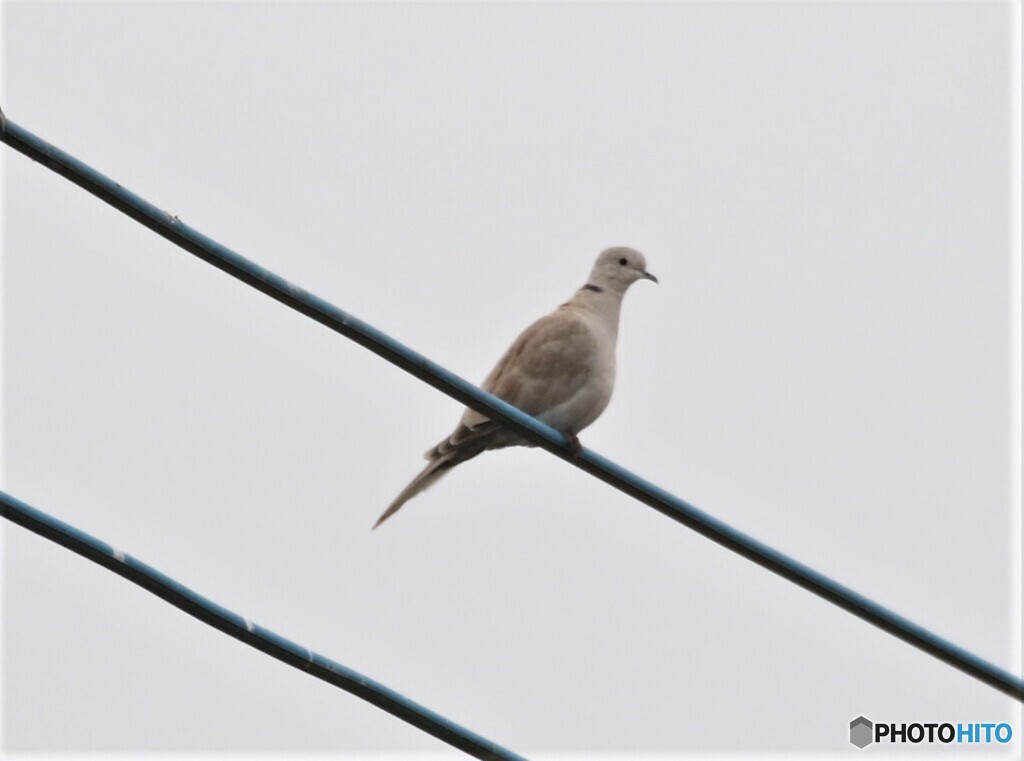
373;246;657;529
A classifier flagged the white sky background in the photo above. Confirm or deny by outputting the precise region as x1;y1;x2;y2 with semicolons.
1;1;1020;757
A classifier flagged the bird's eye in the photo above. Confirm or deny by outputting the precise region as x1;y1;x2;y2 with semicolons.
618;258;628;266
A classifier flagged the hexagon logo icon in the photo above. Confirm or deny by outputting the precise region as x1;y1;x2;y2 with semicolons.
850;716;873;748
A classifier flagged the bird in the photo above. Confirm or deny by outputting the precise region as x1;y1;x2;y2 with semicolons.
373;246;657;529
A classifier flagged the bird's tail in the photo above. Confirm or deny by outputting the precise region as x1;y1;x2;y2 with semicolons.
372;456;458;530
373;423;515;530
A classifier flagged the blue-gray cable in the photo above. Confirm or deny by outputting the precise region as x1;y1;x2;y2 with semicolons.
0;490;527;760
1;112;1021;724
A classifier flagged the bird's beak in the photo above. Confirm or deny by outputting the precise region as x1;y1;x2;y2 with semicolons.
642;271;658;284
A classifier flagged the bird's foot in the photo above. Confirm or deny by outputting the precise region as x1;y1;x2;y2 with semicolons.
561;431;582;457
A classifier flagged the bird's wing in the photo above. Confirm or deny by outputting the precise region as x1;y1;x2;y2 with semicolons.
423;309;598;461
461;309;598;431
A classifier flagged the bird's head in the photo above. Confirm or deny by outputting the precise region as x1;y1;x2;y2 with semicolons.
588;246;658;295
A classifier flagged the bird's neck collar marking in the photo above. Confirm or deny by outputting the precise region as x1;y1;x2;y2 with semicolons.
581;283;604;293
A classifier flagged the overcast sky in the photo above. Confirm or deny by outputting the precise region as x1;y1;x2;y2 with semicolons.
2;1;1020;758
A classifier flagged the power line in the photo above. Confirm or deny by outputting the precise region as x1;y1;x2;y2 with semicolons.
2;113;1021;702
0;490;528;761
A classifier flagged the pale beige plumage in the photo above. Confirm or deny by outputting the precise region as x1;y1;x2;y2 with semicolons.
374;246;656;529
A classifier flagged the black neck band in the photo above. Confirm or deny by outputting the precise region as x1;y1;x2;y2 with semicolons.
582;283;604;293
